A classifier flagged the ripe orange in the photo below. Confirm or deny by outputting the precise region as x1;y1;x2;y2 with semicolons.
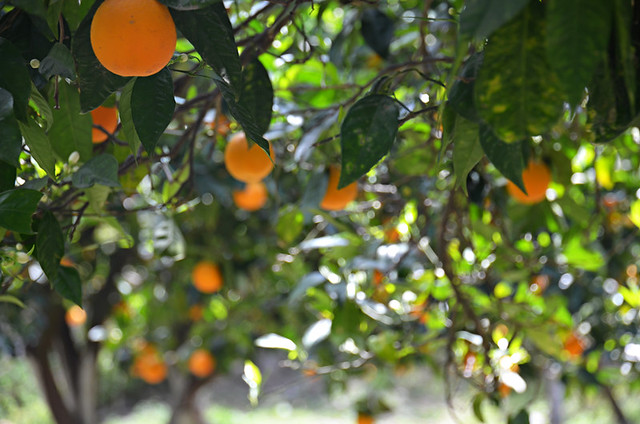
192;261;223;294
90;0;176;77
232;182;268;211
320;165;358;211
65;305;87;327
188;348;217;378
224;132;275;183
207;114;231;136
357;413;374;424
91;105;118;143
132;344;167;384
506;159;551;204
563;332;585;358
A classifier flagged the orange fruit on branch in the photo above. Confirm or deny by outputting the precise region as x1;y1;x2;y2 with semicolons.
224;132;275;183
357;413;374;424
65;305;87;327
232;182;268;211
91;105;118;143
132;344;167;384
90;0;177;77
506;159;551;204
563;332;585;358
192;260;223;294
320;165;358;211
188;348;217;378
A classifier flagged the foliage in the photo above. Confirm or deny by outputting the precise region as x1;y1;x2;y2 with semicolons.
1;0;640;423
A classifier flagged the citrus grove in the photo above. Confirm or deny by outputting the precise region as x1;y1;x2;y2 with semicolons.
1;1;640;424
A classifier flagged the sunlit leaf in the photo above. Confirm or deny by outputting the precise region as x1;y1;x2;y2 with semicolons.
475;2;563;143
339;94;399;188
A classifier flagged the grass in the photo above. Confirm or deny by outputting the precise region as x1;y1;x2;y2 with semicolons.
4;355;640;424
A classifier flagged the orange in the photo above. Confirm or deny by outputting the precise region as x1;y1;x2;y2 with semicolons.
188;348;216;378
207;114;231;136
132;344;167;384
224;132;275;183
357;413;374;424
65;305;87;327
90;0;176;77
563;332;585;358
60;257;75;267
192;261;223;294
506;159;551;204
188;304;204;322
91;105;118;143
320;165;358;211
529;274;549;295
232;182;268;211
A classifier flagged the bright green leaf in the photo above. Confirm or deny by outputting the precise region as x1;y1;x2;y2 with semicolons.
18;119;57;178
452;116;483;195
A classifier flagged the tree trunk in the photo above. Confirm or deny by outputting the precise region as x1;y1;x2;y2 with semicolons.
545;367;565;424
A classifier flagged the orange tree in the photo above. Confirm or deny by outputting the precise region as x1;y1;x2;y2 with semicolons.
1;1;640;423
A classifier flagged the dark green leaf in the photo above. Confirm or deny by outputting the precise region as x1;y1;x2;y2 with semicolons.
18;119;57;178
62;0;95;31
339;94;399;188
478;124;525;191
360;9;394;59
0;87;13;119
72;154;120;188
586;0;637;142
452;116;483;195
459;0;529;41
171;3;242;91
475;2;563;142
0;37;31;121
71;0;130;112
546;0;611;106
472;394;486;423
118;79;141;154
239;58;273;136
131;68;175;153
0;113;22;168
10;0;47;19
448;52;482;122
0;188;43;233
46;0;64;39
35;211;64;281
52;265;82;306
0;162;16;192
508;410;529;424
158;0;221;10
216;77;270;153
48;80;93;162
40;43;76;80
